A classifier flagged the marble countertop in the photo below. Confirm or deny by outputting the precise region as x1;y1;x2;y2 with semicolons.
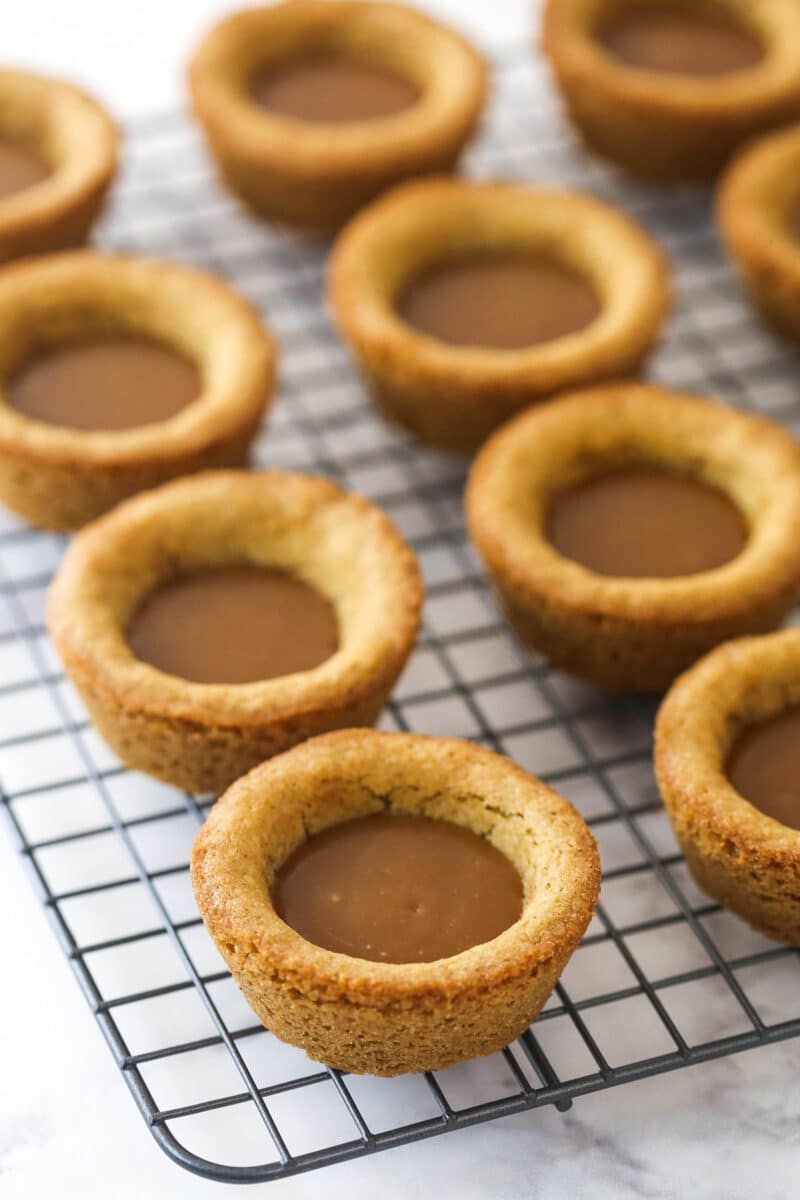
1;2;799;1198
3;827;799;1200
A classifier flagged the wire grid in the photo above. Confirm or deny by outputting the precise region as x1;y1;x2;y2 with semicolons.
2;43;800;1187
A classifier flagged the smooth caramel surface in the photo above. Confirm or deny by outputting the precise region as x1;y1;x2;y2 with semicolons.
127;565;339;685
599;5;763;76
6;336;200;432
547;465;748;578
251;56;419;123
398;254;600;350
788;200;800;244
727;706;800;831
0;139;50;203
273;812;524;963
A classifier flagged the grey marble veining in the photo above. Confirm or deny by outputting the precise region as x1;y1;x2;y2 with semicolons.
1;2;799;1197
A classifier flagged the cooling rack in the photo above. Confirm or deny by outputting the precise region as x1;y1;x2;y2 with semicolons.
2;42;800;1186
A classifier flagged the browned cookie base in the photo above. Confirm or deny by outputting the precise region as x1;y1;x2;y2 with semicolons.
188;1;487;233
48;471;423;793
656;630;800;944
0;253;275;529
0;69;117;262
466;383;800;690
191;730;600;1074
330;180;669;453
718;123;800;346
542;0;800;181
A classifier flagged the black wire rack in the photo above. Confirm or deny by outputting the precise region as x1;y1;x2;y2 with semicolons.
2;42;800;1187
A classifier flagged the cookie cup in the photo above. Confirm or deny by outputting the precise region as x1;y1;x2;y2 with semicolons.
0;68;117;262
0;252;275;530
466;384;800;691
47;471;423;793
542;0;800;180
188;0;487;233
329;179;669;453
718;123;800;344
655;629;800;944
191;729;600;1076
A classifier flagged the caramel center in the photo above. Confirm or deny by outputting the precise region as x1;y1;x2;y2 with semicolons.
0;139;50;203
787;199;800;244
398;254;600;351
126;565;339;685
273;812;524;963
6;336;200;432
547;465;748;578
599;5;763;76
251;56;419;123
726;707;800;831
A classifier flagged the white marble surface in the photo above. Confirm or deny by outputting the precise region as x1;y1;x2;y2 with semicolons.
3;823;800;1200
1;2;800;1198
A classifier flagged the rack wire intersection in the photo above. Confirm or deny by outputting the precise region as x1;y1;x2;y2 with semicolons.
2;44;800;1185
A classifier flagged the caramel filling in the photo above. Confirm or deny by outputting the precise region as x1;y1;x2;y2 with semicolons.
251;56;419;123
599;5;763;76
6;336;200;432
787;199;800;244
127;565;339;685
273;812;523;963
727;707;800;830
398;254;600;350
0;139;50;203
547;466;747;578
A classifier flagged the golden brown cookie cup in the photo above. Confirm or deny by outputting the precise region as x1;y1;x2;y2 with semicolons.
718;123;800;344
48;471;423;794
0;252;275;530
0;69;117;262
191;729;600;1076
329;179;669;454
656;630;800;944
542;0;800;181
188;1;487;234
466;384;800;691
